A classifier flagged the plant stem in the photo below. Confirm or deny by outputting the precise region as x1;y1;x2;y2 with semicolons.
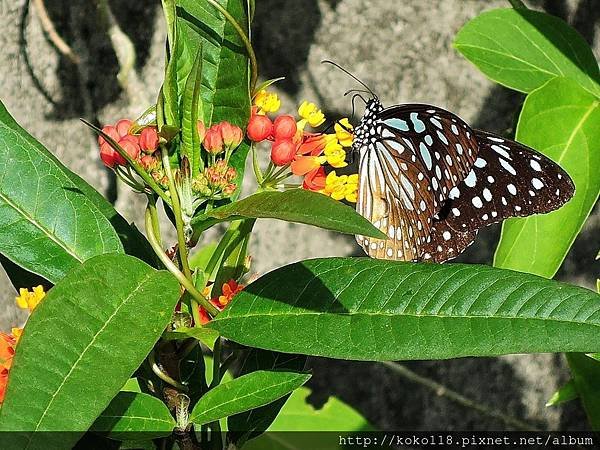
160;147;194;282
145;205;220;316
251;143;264;184
204;220;243;281
147;195;163;247
149;350;188;391
210;337;222;389
206;0;258;93
381;361;540;431
507;0;527;8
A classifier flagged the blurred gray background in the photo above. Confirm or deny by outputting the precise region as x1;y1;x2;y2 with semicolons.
1;0;599;431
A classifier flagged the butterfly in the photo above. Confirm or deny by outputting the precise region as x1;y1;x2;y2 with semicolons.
351;97;575;263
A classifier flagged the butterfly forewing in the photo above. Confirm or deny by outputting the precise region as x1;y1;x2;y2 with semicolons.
355;102;480;261
419;130;575;262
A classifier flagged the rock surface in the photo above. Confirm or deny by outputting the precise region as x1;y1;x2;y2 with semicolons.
1;0;598;430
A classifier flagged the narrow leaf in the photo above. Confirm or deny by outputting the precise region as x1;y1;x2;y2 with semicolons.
192;190;386;239
163;326;220;350
91;392;175;440
228;350;307;445
494;78;600;277
0;101;123;283
208;257;600;361
180;49;204;175
454;8;600;97
189;371;310;426
0;254;180;450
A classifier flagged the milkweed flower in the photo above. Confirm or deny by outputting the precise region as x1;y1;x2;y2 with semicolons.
298;101;325;128
335;118;354;147
303;166;327;191
321;171;359;202
0;330;19;404
254;90;281;114
323;140;348;168
197;280;244;325
219;121;244;150
15;285;45;312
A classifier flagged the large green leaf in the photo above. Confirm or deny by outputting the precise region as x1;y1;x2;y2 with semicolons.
91;392;175;440
0;254;180;450
189;371;310;426
228;350;307;446
0;101;124;283
494;78;600;278
191;190;386;239
243;388;372;450
176;0;251;198
566;353;600;430
208;257;600;361
454;8;600;97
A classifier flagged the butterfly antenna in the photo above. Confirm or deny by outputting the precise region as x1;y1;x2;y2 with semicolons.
321;60;377;99
350;93;367;122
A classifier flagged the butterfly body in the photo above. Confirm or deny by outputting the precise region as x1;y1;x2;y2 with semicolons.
352;98;574;263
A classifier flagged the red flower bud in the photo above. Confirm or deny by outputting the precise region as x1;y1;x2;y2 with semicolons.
98;125;120;147
273;115;297;140
270;139;296;166
118;135;140;162
139;127;159;154
246;114;273;142
219;121;244;149
203;126;224;154
115;119;133;138
100;144;123;168
197;121;206;143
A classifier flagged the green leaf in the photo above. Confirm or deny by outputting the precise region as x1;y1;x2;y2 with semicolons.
208;257;600;361
176;0;251;198
180;49;204;175
454;8;600;97
228;350;307;446
192;190;386;239
0;254;180;450
189;371;310;426
163;326;220;350
243;388;372;450
567;353;600;430
546;379;578;407
0;101;124;283
494;78;600;278
91;392;176;440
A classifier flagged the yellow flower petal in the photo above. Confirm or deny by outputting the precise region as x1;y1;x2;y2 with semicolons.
334;118;354;147
298;101;325;127
254;90;281;113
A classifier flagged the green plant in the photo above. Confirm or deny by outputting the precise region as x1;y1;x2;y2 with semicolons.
0;1;598;449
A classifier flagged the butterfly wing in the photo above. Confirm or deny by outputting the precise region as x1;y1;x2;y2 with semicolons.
356;104;480;260
420;130;575;262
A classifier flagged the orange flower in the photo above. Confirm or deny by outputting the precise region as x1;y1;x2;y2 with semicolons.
0;332;16;367
197;280;244;325
0;366;9;403
296;134;330;156
291;155;326;176
216;280;243;307
303;166;327;191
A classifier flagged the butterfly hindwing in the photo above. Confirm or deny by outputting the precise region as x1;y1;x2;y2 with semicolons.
420;130;575;262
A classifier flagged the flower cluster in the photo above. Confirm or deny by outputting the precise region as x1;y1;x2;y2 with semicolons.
198;280;243;325
190;121;243;200
0;285;46;403
98;119;159;168
246;91;358;202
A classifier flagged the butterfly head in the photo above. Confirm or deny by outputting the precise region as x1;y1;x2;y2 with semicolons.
352;98;384;151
